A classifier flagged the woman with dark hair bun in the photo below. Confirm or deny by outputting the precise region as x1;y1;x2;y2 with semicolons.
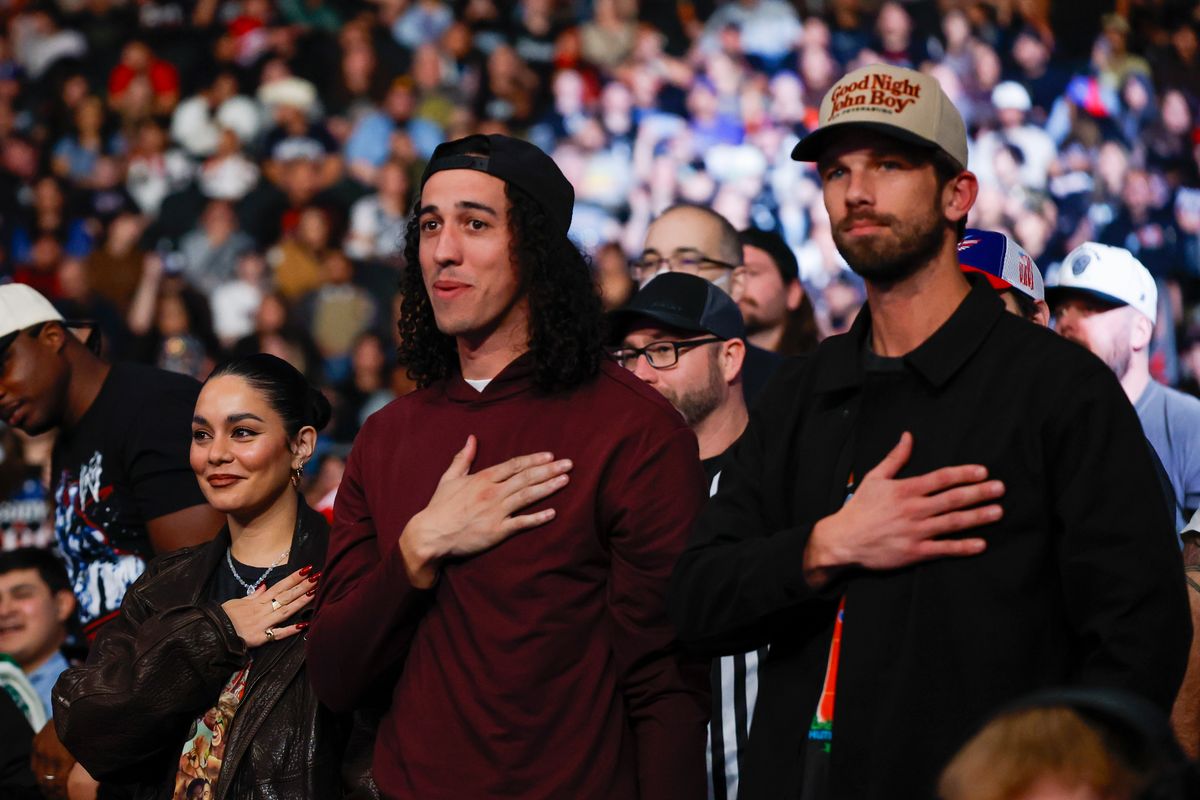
53;353;377;800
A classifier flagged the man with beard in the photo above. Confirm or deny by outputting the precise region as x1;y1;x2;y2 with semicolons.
737;229;820;356
670;64;1189;800
635;205;784;402
609;273;748;482
1048;242;1200;532
609;272;758;799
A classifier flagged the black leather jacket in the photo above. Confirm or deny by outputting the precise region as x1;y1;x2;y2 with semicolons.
53;499;378;800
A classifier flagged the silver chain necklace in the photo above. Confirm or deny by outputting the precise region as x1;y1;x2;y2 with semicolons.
226;547;290;596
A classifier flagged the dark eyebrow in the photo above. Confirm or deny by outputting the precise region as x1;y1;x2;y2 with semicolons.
417;201;500;218
191;413;265;425
458;200;498;216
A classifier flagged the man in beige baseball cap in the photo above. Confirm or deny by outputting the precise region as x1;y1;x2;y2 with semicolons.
672;63;1188;800
789;63;968;170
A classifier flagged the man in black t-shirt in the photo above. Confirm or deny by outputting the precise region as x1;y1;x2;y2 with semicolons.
0;284;223;638
1;284;224;795
608;272;757;800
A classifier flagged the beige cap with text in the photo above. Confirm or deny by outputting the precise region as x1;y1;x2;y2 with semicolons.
790;64;968;169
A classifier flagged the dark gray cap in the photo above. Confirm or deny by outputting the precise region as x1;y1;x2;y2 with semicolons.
608;272;745;342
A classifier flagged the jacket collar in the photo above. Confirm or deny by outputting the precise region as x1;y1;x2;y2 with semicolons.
815;273;1005;394
442;350;538;404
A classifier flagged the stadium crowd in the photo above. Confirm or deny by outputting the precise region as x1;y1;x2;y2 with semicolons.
0;0;1196;547
2;1;1200;798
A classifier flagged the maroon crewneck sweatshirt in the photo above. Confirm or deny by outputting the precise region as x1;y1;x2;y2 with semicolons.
306;355;710;799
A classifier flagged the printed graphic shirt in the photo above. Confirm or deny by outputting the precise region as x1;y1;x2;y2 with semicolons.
703;450;766;800
52;363;206;636
172;663;250;800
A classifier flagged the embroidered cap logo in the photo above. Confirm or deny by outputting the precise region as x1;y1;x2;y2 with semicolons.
829;72;924;119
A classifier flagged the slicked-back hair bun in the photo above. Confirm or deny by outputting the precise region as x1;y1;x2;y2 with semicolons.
208;353;329;436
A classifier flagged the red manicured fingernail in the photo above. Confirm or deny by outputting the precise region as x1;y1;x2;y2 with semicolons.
299;565;313;576
308;571;322;583
306;587;317;596
296;621;310;630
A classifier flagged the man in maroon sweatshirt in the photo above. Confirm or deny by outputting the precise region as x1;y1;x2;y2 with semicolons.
306;134;710;799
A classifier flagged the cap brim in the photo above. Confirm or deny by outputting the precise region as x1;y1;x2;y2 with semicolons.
791;121;947;163
607;308;710;343
961;265;1014;292
1044;285;1128;310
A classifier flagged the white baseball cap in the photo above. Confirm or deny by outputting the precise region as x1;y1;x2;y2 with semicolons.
0;284;63;343
790;64;968;170
1046;243;1157;325
991;81;1032;112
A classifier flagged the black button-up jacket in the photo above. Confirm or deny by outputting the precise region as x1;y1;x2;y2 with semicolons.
671;276;1191;800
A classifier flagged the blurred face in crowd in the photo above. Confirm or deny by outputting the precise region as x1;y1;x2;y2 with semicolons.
941;10;970;51
297;207;331;249
877;2;912;51
1161;89;1192;136
257;294;287;333
379;160;409;201
738;244;801;335
1096;143;1129;196
190;375;313;519
1052;294;1141;379
121;42;152;71
417;169;530;347
818;131;956;286
971;42;1001;92
157;293;191;337
616;324;734;428
642;207;739;292
0;567;73;671
0;324;70;435
1013;32;1050;74
34;176;63;213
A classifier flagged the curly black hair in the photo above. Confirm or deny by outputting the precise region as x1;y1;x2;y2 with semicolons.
396;182;605;392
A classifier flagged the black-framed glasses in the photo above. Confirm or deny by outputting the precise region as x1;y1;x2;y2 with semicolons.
629;250;738;281
609;337;725;370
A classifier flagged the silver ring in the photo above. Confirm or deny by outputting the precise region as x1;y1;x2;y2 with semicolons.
264;627;275;641
270;598;282;611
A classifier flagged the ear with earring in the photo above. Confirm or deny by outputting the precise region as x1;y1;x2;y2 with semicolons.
291;463;305;488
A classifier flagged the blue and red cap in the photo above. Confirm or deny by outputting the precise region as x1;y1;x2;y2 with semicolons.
958;229;1044;302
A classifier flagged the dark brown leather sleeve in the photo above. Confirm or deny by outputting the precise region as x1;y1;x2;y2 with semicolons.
52;570;247;778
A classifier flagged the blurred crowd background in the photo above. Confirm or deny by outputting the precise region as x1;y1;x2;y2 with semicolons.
2;0;1200;548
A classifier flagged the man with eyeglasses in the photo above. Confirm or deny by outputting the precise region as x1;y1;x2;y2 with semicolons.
635;203;784;403
0;283;223;794
610;272;749;485
610;271;761;800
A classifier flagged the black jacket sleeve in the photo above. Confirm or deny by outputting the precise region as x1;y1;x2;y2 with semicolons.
52;557;248;777
670;359;839;655
1046;366;1192;711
